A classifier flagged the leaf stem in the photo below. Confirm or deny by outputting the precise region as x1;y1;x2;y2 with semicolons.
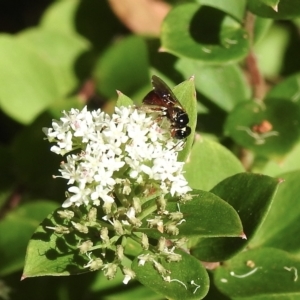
244;11;266;101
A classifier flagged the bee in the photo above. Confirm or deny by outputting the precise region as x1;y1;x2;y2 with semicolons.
142;75;191;139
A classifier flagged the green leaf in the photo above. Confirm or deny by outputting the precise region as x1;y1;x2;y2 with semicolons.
190;173;279;261
176;59;250;111
161;3;250;64
40;0;80;36
41;0;125;52
204;272;231;300
214;247;300;298
0;201;58;276
257;142;300;176
95;283;163;300
253;17;273;44
94;35;149;98
225;98;300;158
17;28;90;96
23;207;93;277
254;23;290;78
132;249;209;300
248;0;300;19
266;71;300;102
196;0;246;22
250;171;300;255
167;190;243;238
0;35;59;124
173;77;197;162
116;91;134;107
184;138;244;191
260;0;280;9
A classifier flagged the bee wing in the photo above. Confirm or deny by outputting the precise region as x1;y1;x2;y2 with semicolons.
150;75;178;107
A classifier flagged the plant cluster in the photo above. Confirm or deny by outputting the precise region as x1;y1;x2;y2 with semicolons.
0;1;300;300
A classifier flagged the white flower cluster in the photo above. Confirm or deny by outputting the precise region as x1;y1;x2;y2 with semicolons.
43;106;191;208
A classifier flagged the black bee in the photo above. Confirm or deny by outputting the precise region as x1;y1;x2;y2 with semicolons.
142;75;191;139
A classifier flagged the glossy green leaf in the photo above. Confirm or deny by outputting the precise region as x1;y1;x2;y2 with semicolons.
99;284;163;300
204;272;231;300
168;190;243;238
17;28;90;96
139;189;243;241
132;249;209;300
214;248;300;298
225;98;300;158
261;0;280;9
173;77;197;162
40;0;80;36
0;201;58;276
250;171;300;255
94;36;149;98
254;23;290;78
41;0;125;51
116;91;134;107
258;142;300;176
23;206;93;277
0;35;59;124
266;71;300;102
190;173;280;261
184;138;244;191
253;17;273;44
176;59;250;111
161;3;250;63
196;0;246;22
248;0;300;19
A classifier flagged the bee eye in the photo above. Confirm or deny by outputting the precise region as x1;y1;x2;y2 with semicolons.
173;127;191;139
177;114;189;127
173;108;189;128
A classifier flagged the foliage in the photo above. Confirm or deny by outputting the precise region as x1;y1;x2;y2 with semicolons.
0;0;300;299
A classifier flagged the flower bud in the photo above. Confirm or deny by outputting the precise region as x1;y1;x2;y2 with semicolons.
122;267;136;284
88;207;97;222
57;210;74;220
103;263;118;280
89;258;103;271
71;221;88;234
169;211;183;221
100;227;109;242
157;237;166;252
164;224;179;235
113;220;124;236
141;233;149;250
116;245;124;261
78;240;93;254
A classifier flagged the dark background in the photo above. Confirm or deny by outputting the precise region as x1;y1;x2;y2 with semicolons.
0;0;53;33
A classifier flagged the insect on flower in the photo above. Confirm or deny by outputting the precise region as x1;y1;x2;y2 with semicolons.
142;75;191;139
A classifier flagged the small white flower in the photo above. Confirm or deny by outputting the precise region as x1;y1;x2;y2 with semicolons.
122;267;136;284
123;274;132;285
94;166;115;186
44;105;191;207
137;253;153;266
63;183;91;207
91;185;114;204
126;207;136;220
